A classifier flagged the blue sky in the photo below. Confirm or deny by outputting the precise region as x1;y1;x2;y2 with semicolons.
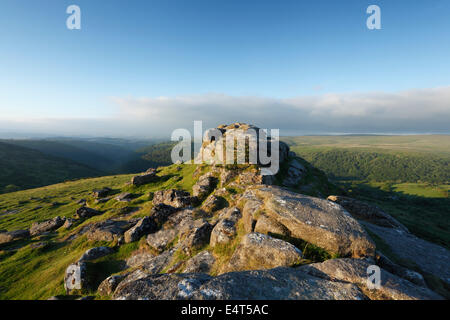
0;0;449;136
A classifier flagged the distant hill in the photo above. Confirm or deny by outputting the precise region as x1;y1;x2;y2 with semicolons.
0;141;102;193
284;135;450;184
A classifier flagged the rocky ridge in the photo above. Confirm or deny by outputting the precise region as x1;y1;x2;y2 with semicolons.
1;123;448;300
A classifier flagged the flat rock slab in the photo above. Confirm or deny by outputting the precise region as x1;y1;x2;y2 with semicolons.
113;267;366;300
240;185;375;258
299;258;443;300
363;222;450;284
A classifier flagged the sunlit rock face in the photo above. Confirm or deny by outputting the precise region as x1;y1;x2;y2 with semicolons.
195;122;289;171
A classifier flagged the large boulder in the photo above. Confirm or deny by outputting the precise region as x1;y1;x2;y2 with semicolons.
327;195;408;231
0;229;30;245
299;258;443;300
192;172;217;198
98;275;126;296
363;222;450;285
74;206;102;219
225;233;303;272
113;267;366;300
124;217;156;243
92;187;112;198
153;189;194;209
179;220;213;255
147;228;178;253
149;203;178;227
183;251;216;274
83;219;136;242
239;185;376;258
78;246;114;262
209;219;237;247
131;168;159;186
30;216;65;236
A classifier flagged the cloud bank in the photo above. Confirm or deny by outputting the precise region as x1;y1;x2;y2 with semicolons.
2;86;450;137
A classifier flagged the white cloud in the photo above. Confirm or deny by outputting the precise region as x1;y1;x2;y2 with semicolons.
1;86;449;137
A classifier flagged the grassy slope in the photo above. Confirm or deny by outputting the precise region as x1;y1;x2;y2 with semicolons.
0;164;201;299
0;142;102;193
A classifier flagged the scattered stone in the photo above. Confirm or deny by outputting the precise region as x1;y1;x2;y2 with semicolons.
126;252;156;268
327;195;408;231
180;220;213;255
124;217;156;243
240;185;376;258
78;246;114;262
30;241;47;250
30;216;65;236
98;275;126;296
115;192;135;202
192;172;217;198
0;229;30;245
201;194;223;213
61;218;74;230
220;168;237;186
225;233;303;273
92;187;112;198
147;228;178;253
150;203;178;226
84;219;136;242
76;199;87;205
210;219;237;247
131;168;158;186
95;197;111;204
183;251;216;274
74;206;102;219
153;189;195;209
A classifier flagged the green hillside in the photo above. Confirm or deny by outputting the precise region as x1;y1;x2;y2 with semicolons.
0;142;102;194
283;135;450;184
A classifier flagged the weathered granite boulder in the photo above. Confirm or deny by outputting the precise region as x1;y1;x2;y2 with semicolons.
126;249;176;274
115;192;135;203
299;258;443;300
78;246;115;262
201;194;223;213
113;267;366;300
131;168;159;186
363;222;450;285
74;206;102;219
83;219;136;242
327;195;408;231
209;219;237;247
147;228;178;253
98;275;126;296
124;217;156;243
180;220;213;255
183;251;216;274
239;185;376;258
149;203;178;226
0;229;30;244
92;187;112;198
30;216;65;236
153;189;195;209
192;173;217;198
225;233;303;272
